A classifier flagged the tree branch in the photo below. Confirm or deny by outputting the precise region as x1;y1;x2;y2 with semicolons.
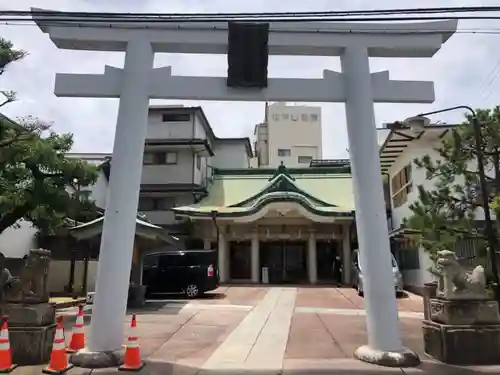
0;204;31;233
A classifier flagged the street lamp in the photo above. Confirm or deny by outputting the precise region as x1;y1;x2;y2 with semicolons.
210;210;220;278
210;210;219;251
404;105;500;301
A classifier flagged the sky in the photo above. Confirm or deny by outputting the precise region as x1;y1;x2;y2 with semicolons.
1;0;500;158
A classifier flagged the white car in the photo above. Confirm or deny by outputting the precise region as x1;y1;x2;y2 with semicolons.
351;249;404;297
86;292;95;304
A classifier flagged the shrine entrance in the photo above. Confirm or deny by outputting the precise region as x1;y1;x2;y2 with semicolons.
260;241;307;284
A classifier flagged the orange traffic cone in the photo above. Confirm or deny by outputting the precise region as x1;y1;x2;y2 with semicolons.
67;305;85;353
0;317;17;373
119;314;145;372
43;316;73;374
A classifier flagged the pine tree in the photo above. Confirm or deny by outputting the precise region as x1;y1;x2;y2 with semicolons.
404;107;500;275
0;37;100;234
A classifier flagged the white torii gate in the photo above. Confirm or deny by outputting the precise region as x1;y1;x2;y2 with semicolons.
32;9;456;367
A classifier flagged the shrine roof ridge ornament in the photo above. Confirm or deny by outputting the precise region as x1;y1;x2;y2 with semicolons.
31;8;457;58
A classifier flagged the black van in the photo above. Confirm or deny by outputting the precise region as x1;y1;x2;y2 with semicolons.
142;249;219;298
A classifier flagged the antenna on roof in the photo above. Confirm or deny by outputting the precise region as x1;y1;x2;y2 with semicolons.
264;102;269;123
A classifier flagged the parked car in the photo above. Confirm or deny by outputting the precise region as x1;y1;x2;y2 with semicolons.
351;249;404;297
142;249;219;298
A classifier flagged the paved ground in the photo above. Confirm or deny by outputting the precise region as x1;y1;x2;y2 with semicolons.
13;287;500;374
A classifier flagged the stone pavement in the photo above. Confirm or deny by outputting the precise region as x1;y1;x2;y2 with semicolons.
12;286;500;374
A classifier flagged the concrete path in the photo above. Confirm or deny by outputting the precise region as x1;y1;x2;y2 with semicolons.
202;287;296;371
15;286;500;375
295;306;424;320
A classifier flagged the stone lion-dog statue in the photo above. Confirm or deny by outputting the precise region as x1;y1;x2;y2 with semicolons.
433;249;488;300
0;249;51;304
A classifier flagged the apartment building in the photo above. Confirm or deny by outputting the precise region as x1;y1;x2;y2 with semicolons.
254;103;322;168
137;106;253;233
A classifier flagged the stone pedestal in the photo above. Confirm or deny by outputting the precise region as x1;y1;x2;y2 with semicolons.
423;281;437;320
3;303;55;326
423;298;500;365
423;320;500;365
2;303;56;365
429;298;500;325
9;324;56;365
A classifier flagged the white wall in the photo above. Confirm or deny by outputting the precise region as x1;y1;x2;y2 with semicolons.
388;131;497;289
81;170;108;210
400;247;436;288
389;136;496;230
0;220;37;258
255;123;269;166
266;103;322;167
141;150;195;185
47;260;98;293
141;192;194;224
212;142;250;169
193;114;207;139
146;111;195;139
388;140;438;230
146;110;208;141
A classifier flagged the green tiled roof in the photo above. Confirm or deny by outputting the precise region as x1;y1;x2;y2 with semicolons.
173;166;355;218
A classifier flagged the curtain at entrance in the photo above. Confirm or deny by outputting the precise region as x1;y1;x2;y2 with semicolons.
260;241;307;284
229;241;251;279
317;241;339;282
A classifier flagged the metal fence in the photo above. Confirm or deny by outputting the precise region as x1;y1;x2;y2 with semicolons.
453;237;500;273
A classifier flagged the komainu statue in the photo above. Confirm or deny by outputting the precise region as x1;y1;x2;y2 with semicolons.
433;249;488;300
0;254;17;303
2;249;51;304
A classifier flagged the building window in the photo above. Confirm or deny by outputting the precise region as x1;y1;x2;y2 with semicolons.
298;156;313;164
165;152;178;165
196;154;201;170
143;152;178;165
162;113;191;122
282;113;289;120
391;164;413;208
301;114;309;122
291;114;298;122
277;149;291;157
143;152;164;165
159;197;176;210
138;197;176;211
138;197;156;211
310;114;318;122
271;113;280;121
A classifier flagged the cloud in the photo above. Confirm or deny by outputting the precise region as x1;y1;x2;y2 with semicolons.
1;0;500;157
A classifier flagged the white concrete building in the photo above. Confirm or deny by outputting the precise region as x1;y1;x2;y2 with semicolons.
255;103;322;167
138;105;253;233
380;122;493;294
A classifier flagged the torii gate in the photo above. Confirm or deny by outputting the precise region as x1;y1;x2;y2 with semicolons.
32;8;457;367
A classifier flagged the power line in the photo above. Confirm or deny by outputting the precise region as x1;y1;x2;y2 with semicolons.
478;59;500;98
3;6;500;18
2;7;500;24
480;60;500;100
3;16;500;25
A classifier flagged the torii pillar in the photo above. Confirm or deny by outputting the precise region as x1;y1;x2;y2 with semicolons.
32;8;457;368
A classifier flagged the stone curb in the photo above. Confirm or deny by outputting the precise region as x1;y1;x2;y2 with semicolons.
53;298;87;310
